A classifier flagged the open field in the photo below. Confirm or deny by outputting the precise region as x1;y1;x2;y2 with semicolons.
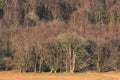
0;71;120;80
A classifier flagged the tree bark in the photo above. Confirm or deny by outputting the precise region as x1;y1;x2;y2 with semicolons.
96;50;101;72
34;55;37;72
72;50;76;72
69;45;73;73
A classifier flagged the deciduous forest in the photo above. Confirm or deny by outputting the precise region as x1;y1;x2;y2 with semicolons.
0;0;120;73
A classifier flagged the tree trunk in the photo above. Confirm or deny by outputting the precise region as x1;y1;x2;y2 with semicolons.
96;50;101;72
96;62;101;72
0;21;1;48
66;58;69;72
65;47;69;72
69;45;73;73
34;54;37;72
72;50;76;73
39;59;42;72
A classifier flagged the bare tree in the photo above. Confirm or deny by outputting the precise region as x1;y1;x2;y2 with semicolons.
58;32;88;72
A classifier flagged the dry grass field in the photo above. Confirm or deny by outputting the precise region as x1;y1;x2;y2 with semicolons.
0;71;120;80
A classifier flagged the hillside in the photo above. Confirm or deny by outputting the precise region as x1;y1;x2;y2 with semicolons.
0;0;120;73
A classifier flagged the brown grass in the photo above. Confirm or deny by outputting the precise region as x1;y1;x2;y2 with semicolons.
0;71;120;80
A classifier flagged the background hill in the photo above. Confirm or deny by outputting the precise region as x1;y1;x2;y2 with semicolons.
0;0;120;73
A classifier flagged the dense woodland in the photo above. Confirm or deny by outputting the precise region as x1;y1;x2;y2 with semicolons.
0;0;120;73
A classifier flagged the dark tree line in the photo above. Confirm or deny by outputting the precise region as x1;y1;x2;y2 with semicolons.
0;0;119;26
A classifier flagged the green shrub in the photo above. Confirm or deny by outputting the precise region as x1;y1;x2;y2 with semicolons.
42;64;51;72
